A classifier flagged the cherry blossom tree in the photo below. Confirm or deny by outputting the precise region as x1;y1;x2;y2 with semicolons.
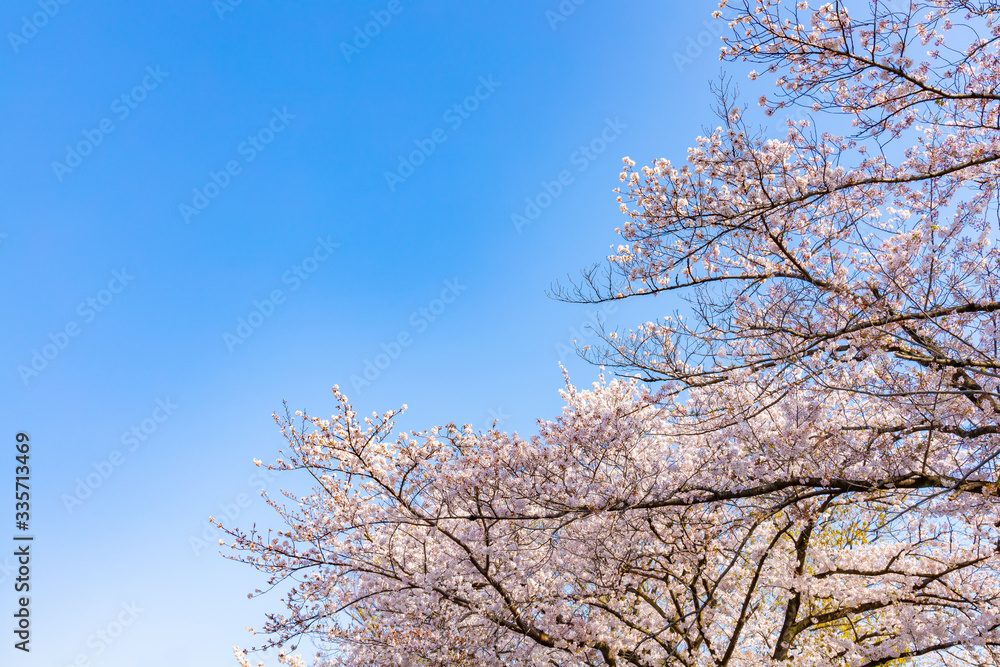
222;1;1000;665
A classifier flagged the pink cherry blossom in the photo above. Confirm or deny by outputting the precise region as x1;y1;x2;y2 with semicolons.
222;2;1000;665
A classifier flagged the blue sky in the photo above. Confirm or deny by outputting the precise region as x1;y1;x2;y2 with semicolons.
0;2;746;665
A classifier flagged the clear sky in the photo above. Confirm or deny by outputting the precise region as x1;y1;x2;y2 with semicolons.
0;2;754;665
